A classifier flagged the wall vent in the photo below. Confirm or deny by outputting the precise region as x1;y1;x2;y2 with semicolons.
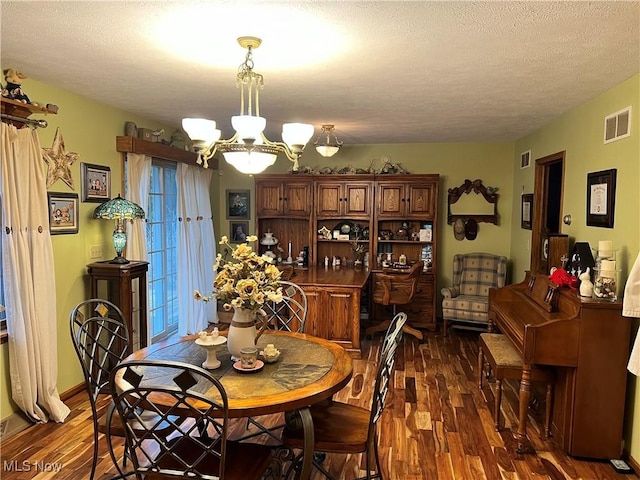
520;150;531;169
604;106;632;144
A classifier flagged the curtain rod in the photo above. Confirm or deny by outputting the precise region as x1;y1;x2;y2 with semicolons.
1;113;48;129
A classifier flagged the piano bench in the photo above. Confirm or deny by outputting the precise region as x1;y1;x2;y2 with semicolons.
478;333;555;437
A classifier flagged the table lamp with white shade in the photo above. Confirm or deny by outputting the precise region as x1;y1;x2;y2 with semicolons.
93;194;145;264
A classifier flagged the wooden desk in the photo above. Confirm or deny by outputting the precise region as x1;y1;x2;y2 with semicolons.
120;331;353;479
87;261;149;349
290;267;371;358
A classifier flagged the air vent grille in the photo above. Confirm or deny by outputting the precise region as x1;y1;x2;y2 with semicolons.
604;106;632;144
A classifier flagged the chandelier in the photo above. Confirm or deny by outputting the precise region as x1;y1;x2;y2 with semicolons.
182;37;314;174
314;124;343;157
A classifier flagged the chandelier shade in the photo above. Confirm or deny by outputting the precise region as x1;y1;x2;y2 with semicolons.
181;37;314;173
93;194;145;264
314;124;343;157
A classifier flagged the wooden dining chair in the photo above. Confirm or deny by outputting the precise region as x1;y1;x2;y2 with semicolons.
282;311;408;480
69;299;132;480
108;359;275;480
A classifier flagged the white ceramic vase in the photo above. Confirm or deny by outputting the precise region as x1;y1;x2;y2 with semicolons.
227;307;257;361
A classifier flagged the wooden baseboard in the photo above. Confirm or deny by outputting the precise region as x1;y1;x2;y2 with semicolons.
60;382;86;402
624;450;639;475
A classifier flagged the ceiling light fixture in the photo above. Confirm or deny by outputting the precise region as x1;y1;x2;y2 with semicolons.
314;124;343;157
182;36;314;174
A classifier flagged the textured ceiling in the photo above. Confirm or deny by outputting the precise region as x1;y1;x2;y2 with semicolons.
1;1;639;145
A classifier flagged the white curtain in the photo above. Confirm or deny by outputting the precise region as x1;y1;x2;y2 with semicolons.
125;153;151;347
177;163;216;335
0;123;70;423
125;153;151;262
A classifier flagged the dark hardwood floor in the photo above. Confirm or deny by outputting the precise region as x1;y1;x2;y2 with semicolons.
1;328;637;479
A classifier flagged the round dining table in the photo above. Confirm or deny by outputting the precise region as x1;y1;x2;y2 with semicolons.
118;330;354;479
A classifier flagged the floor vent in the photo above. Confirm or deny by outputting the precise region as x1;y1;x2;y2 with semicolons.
604;106;632;144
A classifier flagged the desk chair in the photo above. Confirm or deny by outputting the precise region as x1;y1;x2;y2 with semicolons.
69;299;132;480
282;312;407;480
108;359;274;480
366;261;424;341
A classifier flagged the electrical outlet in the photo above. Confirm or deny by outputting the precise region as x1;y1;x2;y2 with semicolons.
89;245;103;259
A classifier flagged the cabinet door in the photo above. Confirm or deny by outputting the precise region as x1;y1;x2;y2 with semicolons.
256;181;284;216
303;286;360;352
283;182;311;217
406;183;436;218
377;183;405;217
344;183;371;216
316;183;343;217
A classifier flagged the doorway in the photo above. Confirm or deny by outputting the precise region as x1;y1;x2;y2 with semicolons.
531;151;568;274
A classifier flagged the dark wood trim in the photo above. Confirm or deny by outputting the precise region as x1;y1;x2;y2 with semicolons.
115;136;218;168
1;98;57;128
531;151;566;274
60;382;87;402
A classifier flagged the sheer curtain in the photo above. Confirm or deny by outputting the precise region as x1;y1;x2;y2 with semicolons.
125;153;151;262
177;163;216;335
125;153;151;347
0;123;69;423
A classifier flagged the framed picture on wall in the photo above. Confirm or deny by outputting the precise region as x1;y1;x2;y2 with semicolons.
81;163;111;202
521;193;533;229
48;192;79;234
586;169;617;228
226;189;250;219
230;221;249;243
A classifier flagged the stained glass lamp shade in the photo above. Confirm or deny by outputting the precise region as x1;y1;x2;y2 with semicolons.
93;195;145;264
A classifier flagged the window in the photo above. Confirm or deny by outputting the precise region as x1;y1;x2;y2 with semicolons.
146;160;178;343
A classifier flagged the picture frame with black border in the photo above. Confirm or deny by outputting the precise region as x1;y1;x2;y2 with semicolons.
586;168;617;228
226;189;250;219
81;163;111;202
48;192;79;234
230;221;249;243
521;193;533;230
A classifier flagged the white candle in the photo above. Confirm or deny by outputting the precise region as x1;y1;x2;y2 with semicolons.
598;240;613;258
600;259;616;277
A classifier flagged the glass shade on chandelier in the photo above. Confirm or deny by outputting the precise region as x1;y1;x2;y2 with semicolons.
93;194;145;264
314;124;343;157
181;36;314;174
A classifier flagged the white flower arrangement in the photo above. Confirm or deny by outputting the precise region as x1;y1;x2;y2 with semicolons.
194;235;283;312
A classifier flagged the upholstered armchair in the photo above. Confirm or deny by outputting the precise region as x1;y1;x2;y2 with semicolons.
441;253;508;336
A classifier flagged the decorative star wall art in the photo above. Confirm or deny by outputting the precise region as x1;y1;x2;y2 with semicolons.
42;127;79;189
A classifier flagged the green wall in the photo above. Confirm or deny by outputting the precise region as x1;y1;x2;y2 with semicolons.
509;73;640;458
0;74;177;420
3;71;640;463
214;142;516;295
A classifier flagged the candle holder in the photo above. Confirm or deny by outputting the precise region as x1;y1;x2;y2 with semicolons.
592;267;620;302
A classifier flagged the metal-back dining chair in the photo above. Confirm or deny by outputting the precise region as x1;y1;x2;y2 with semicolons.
282;311;408;480
260;280;308;334
246;280;309;441
69;299;131;480
108;359;274;480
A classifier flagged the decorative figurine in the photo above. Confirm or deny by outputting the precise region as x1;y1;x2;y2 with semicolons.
579;268;594;297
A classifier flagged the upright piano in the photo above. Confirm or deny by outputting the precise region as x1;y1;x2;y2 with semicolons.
489;270;632;459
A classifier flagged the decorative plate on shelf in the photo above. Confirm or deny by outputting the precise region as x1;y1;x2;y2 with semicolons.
333;221;354;237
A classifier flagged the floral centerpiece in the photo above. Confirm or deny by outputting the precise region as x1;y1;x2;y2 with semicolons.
194;235;283;360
